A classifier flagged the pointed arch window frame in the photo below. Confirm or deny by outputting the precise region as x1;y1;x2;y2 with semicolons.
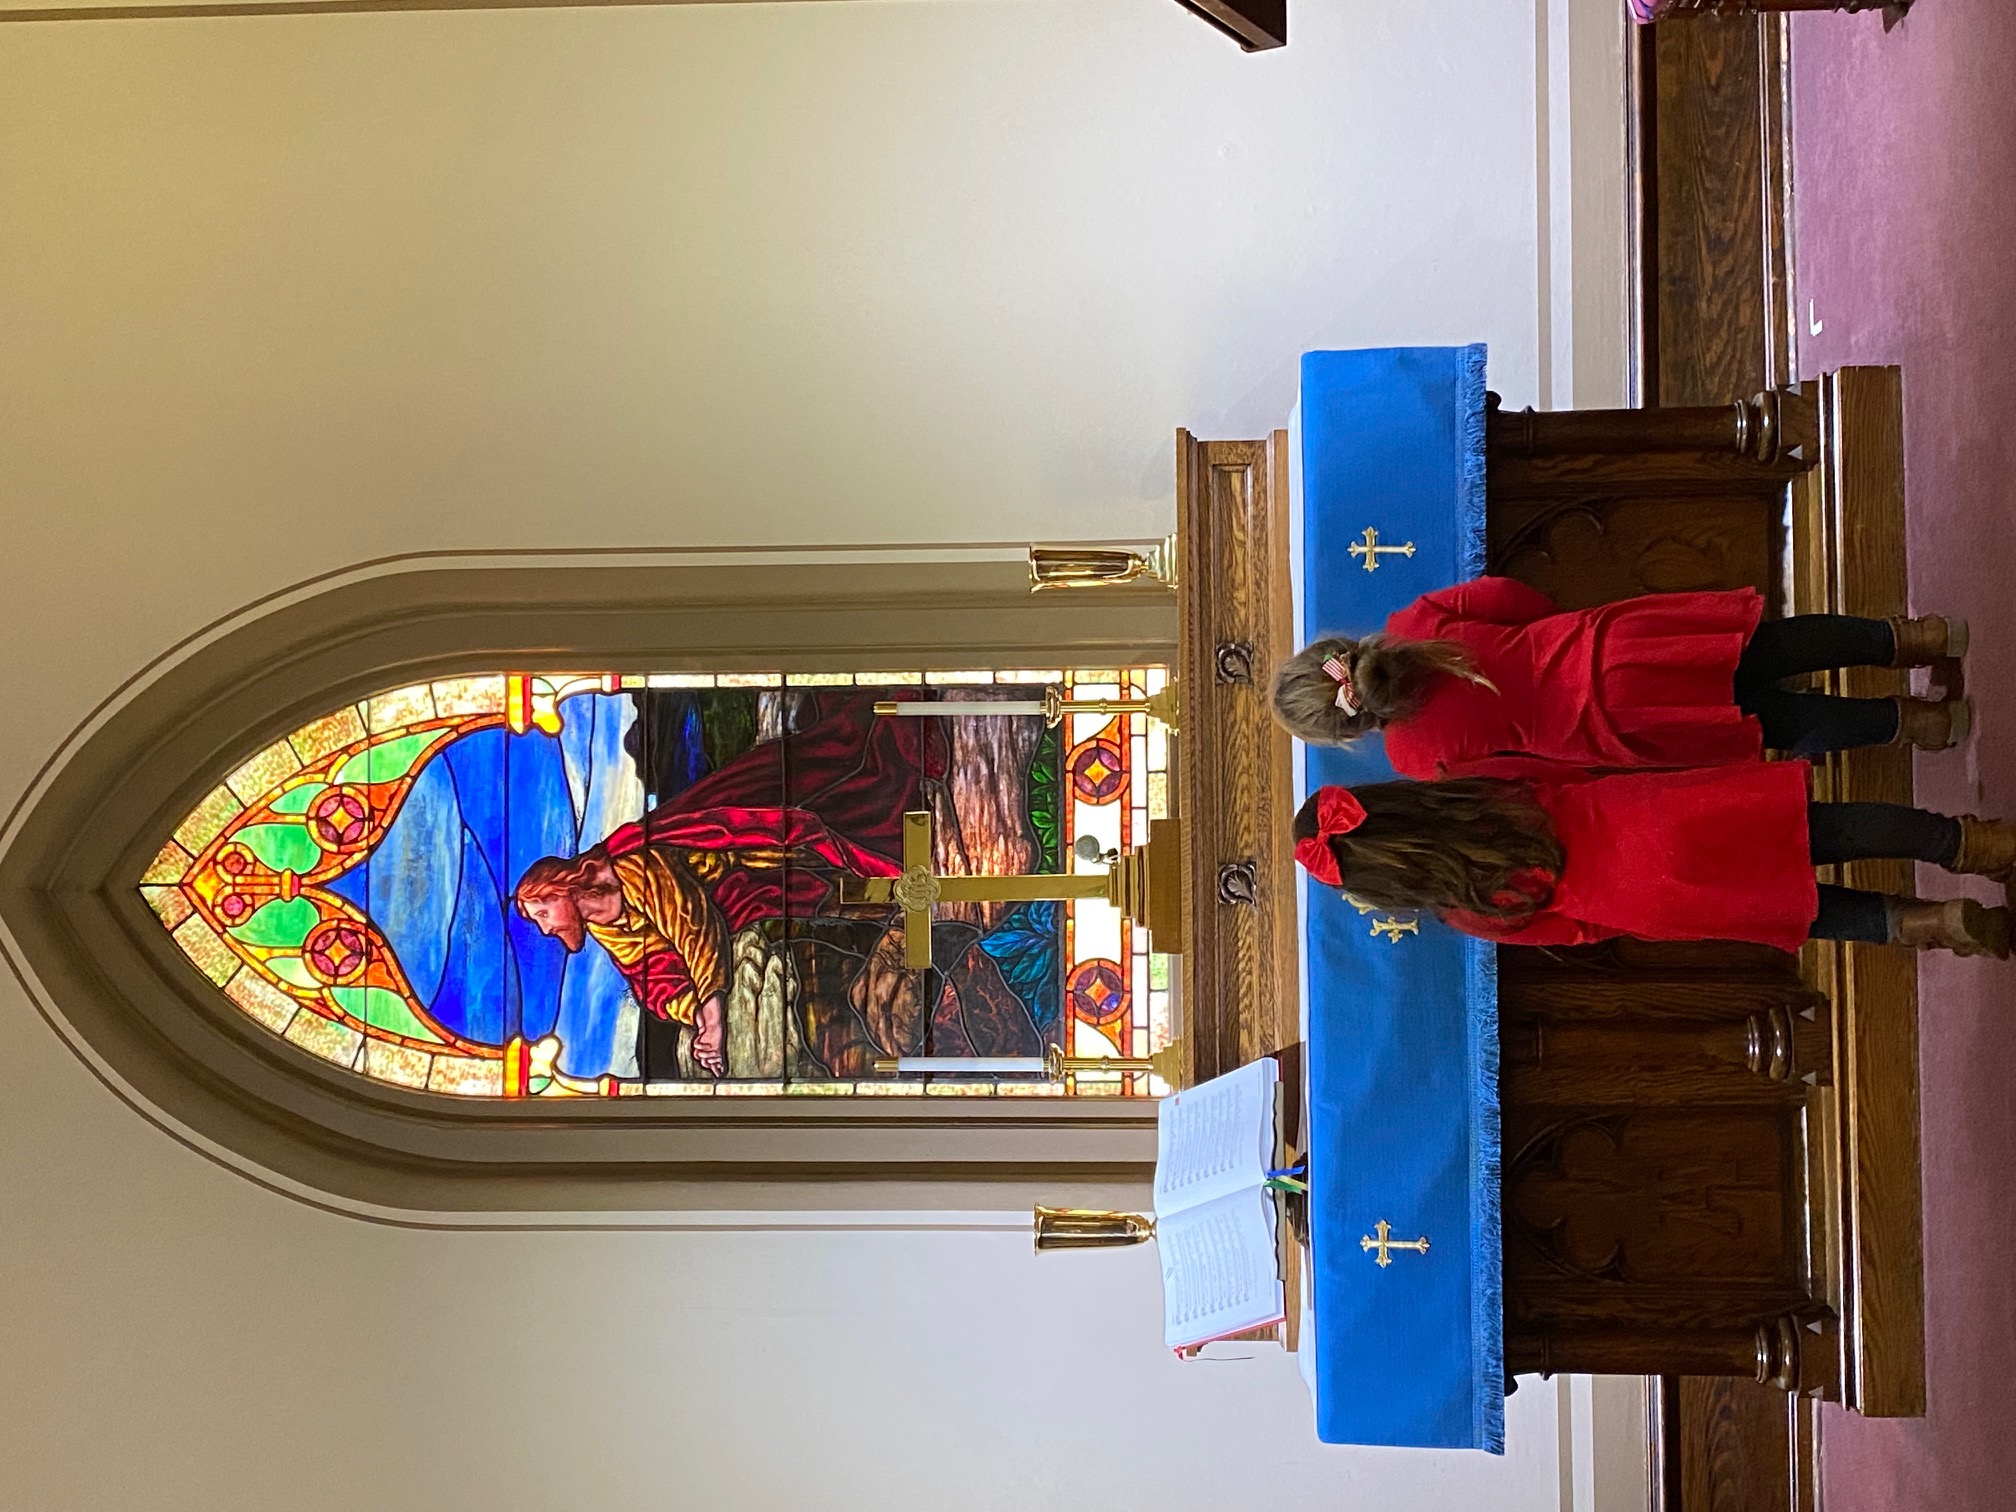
0;546;1176;1221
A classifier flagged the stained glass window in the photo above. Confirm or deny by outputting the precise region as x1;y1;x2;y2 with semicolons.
142;668;1174;1100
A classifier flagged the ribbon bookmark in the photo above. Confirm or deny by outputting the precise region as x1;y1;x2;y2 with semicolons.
1321;654;1361;716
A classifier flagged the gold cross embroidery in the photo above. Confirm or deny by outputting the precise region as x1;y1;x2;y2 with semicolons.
1348;526;1418;573
1370;917;1420;943
1360;1219;1431;1268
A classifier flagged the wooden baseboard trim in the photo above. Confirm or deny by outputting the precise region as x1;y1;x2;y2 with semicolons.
1795;367;1927;1420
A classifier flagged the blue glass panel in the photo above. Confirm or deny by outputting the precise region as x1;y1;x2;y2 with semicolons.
548;696;643;1077
362;757;459;1006
556;942;635;1079
427;831;510;1045
441;729;510;910
501;728;576;1051
979;902;1063;1030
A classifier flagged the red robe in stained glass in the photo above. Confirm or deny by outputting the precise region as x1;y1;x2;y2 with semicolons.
596;695;943;1019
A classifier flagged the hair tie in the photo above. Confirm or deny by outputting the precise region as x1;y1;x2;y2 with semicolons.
1320;654;1361;716
1293;786;1369;887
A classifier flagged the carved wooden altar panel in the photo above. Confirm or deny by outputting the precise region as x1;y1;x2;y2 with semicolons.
1481;391;1832;1390
1174;430;1300;1087
1485;410;1806;612
1500;943;1832;1390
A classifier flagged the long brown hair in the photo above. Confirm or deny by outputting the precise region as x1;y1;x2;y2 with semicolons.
514;849;622;913
1270;634;1493;746
1292;779;1563;921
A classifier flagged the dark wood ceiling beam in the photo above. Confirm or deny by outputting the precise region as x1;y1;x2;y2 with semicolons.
1173;0;1286;51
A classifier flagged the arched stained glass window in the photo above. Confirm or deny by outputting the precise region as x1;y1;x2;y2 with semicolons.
141;666;1174;1102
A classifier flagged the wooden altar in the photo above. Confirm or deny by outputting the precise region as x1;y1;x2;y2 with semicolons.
1169;368;1924;1414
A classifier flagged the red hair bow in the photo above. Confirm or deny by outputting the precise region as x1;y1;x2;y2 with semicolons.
1293;786;1368;887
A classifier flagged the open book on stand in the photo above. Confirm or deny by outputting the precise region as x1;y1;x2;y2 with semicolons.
1154;1056;1292;1355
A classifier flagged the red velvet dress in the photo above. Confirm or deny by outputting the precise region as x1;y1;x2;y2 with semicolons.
1379;577;1767;779
1439;761;1818;953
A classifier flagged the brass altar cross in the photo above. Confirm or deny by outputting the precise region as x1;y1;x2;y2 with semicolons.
844;810;1177;968
1348;526;1417;573
1360;1219;1431;1268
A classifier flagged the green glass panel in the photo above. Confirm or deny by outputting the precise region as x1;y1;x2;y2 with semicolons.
334;732;435;787
1027;724;1062;872
269;782;328;816
269;955;321;991
231;897;319;949
692;690;759;771
237;822;322;873
331;985;444;1045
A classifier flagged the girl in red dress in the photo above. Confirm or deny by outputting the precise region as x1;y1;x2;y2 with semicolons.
1271;578;1968;779
1291;773;2016;958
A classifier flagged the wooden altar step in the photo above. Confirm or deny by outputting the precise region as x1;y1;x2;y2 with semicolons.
1644;367;1920;1512
1793;365;1926;1421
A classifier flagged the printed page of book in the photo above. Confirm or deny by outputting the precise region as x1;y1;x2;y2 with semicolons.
1158;1186;1286;1350
1153;1057;1279;1218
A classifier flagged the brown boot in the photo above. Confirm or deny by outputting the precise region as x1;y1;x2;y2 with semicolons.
1888;614;1969;666
1950;817;2016;881
1893;697;1972;750
1889;897;2012;959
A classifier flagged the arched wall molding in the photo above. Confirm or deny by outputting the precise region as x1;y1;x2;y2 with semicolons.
0;544;1179;1221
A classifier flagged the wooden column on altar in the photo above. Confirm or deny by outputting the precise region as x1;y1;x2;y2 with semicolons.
1173;430;1301;1088
1168;369;1924;1412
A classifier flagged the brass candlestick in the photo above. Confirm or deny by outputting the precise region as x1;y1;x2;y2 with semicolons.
1041;1042;1187;1084
1033;1206;1157;1251
870;1039;1187;1086
1038;683;1180;732
1028;537;1178;593
875;682;1179;732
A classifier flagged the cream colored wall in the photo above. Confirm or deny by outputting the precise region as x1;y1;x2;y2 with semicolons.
1543;0;1633;408
0;2;1620;1508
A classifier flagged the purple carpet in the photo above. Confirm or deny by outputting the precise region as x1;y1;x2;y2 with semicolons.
1792;4;2016;1508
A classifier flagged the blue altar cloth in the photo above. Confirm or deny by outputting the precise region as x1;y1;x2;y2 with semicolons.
1292;346;1504;1451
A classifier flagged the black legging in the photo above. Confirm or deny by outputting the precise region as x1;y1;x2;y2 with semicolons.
1806;800;1963;943
1734;614;1900;755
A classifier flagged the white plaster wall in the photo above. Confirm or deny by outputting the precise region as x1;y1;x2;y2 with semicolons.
0;3;1621;1508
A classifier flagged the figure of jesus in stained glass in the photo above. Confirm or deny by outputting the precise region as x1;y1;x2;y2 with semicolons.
512;693;939;1077
143;668;1172;1098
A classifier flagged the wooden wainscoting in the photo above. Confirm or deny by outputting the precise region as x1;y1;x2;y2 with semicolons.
1174;430;1301;1088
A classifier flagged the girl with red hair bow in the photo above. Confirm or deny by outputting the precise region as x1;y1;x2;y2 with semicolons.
1292;771;2016;958
1271;578;1969;778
